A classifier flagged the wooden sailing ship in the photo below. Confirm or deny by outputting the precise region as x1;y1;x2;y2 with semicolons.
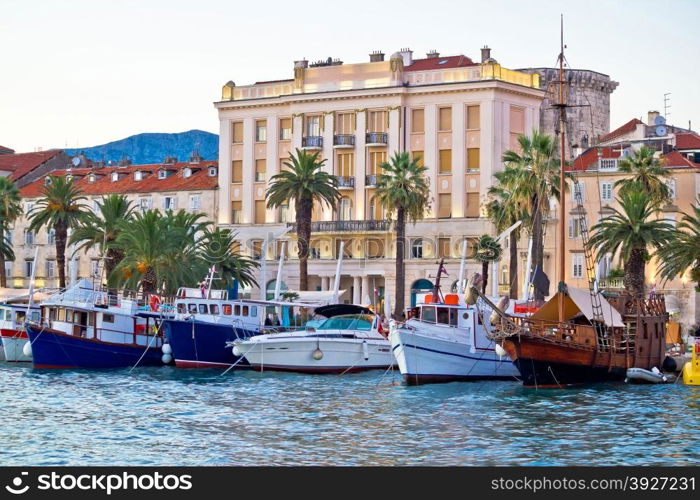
478;19;669;387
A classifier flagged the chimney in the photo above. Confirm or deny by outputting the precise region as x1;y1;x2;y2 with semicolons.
481;45;492;63
294;59;308;69
369;50;385;62
398;48;413;67
426;49;440;59
647;110;660;126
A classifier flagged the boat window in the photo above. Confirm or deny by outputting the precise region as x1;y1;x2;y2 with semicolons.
318;314;374;331
103;313;114;323
188;304;198;314
177;303;186;314
209;304;219;315
31;311;40;322
64;310;73;323
437;307;450;325
198;304;208;314
58;308;66;322
250;306;257;317
5;310;12;321
223;304;232;315
86;314;94;327
49;308;57;321
16;311;26;324
73;311;81;324
421;306;436;323
449;309;459;326
234;305;240;316
242;306;249;317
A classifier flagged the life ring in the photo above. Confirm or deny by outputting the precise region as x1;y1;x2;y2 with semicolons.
149;295;161;312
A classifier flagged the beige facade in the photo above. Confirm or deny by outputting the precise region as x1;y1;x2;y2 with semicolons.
215;49;543;309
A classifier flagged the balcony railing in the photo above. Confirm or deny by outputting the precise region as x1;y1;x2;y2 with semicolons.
365;174;378;186
333;134;355;147
302;136;323;149
599;278;624;289
288;220;391;232
336;176;355;188
366;132;388;145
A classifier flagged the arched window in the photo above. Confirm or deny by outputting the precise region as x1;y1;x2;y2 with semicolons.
266;279;288;300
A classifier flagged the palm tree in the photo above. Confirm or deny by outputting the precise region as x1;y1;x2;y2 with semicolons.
69;194;135;280
656;197;700;291
28;176;89;288
614;146;670;208
486;166;529;299
501;131;561;300
474;234;503;294
588;191;674;296
375;152;431;318
199;227;259;289
266;148;340;291
0;177;22;287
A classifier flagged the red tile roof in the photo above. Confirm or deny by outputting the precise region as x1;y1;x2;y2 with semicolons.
0;150;63;181
0;145;15;154
20;161;218;198
405;55;477;72
662;150;700;169
598;118;644;143
569;147;621;171
675;132;700;150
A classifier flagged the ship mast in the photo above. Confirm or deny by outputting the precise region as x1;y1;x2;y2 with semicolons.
556;14;567;323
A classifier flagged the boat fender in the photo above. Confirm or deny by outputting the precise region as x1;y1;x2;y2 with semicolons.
312;348;323;360
495;343;507;358
232;344;242;357
651;366;661;375
662;356;677;372
362;340;369;361
161;353;173;364
162;343;172;355
22;341;32;358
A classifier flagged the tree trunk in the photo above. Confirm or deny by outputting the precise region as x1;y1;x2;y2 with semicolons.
142;267;157;295
624;247;646;297
0;226;6;288
295;198;312;291
481;261;489;294
393;206;406;319
55;221;68;289
531;194;545;300
509;230;519;300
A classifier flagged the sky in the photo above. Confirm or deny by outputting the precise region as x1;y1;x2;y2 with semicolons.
1;0;699;153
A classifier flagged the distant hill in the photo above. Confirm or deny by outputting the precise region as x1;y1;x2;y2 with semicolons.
65;130;218;165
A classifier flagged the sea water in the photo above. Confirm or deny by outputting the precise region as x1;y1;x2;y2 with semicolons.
1;364;698;466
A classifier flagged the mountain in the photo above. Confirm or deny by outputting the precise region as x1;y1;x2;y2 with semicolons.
65;130;218;165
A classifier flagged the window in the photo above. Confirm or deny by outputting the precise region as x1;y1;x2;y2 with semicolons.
232;122;244;143
255;120;267;142
411;238;423;258
183;167;192;178
251;240;263;260
568;217;585;238
666;179;676;199
111;172;119;182
254;200;266;224
437;307;450;325
339;197;352;221
438;237;451;258
438;107;452;131
438;193;451;219
255;159;266;182
25;260;33;277
412;150;424;166
439;149;452;173
279;118;292;140
600;182;613;202
222;304;232;315
103;313;115;323
25;202;34;214
231;201;242;224
4;262;11;278
337;153;354;177
335;113;354;134
91;260;100;277
188;304;198;314
573;182;585;203
189;195;201;211
198;304;208;314
421;306;436;323
368;151;387;176
93;200;101;216
47;229;55;245
305;115;321;137
467;148;480;171
310;241;321;259
467;105;480;130
572;254;584;279
46;260;55;278
411;109;424;133
177;303;187;314
158;169;167;180
134;170;143;181
210;304;219;315
139;198;152;212
466;193;480;217
367;110;387;133
279;203;289;223
163;196;177;210
232;160;243;183
24;230;34;246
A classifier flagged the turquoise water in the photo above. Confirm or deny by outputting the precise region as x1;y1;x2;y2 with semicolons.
1;363;698;466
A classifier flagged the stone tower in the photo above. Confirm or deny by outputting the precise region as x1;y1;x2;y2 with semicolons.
517;68;618;158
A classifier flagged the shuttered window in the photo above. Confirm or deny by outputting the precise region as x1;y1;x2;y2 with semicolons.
439;149;452;173
467;105;480;130
411;109;424;133
232;160;243;183
254;200;266;224
232;122;244;143
438;107;452;131
467;148;480;171
438;193;451;218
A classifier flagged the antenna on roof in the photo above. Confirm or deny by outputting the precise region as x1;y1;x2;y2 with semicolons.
664;92;671;119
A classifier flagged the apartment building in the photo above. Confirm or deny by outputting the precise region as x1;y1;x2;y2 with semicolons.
9;156;218;288
215;47;544;309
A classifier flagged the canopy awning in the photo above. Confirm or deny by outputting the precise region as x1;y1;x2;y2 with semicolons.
530;286;624;328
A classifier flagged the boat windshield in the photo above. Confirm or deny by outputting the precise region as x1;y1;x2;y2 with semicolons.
316;314;374;331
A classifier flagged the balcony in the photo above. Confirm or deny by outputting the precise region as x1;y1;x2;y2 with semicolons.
288;220;391;233
365;132;388;146
365;174;378;187
302;136;323;150
336;176;355;189
333;134;355;148
599;278;624;289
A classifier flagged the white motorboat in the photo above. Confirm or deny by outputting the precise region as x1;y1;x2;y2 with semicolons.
233;304;395;373
389;263;519;385
0;303;40;363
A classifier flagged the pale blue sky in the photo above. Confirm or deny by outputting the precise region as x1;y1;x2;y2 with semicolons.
1;0;698;153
